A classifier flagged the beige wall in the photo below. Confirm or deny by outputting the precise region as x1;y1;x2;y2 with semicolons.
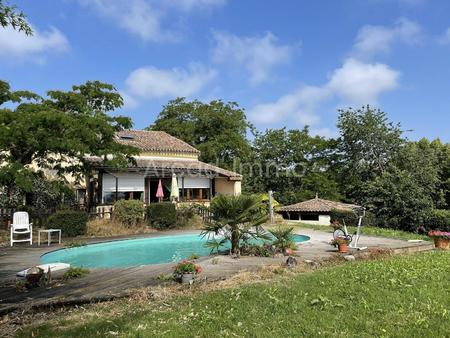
215;178;241;196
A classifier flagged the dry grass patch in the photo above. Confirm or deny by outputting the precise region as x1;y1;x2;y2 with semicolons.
85;218;156;237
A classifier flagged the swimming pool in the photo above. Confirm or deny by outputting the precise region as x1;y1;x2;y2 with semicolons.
41;233;310;268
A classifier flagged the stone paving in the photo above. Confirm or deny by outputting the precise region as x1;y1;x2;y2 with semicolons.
0;228;434;315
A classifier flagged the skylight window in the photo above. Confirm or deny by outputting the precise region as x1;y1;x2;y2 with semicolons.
120;135;135;140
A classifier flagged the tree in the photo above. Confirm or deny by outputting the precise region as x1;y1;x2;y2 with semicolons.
364;166;433;232
337;105;405;202
246;127;340;204
202;194;268;256
0;0;32;34
149;98;253;169
0;80;138;205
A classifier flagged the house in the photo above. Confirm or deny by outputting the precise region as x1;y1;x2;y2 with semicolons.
83;130;241;208
278;196;360;225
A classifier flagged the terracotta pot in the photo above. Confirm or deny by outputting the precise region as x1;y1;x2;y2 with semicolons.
433;238;450;250
338;243;349;253
181;273;195;284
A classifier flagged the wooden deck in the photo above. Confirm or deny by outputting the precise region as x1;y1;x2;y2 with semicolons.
0;229;434;315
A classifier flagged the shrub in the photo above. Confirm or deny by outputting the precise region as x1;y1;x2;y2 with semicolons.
46;209;88;237
330;208;374;227
175;204;204;228
269;226;296;251
63;267;89;280
146;202;177;230
424;209;450;231
114;199;145;226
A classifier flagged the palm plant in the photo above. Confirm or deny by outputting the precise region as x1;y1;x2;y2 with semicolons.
201;194;269;256
269;226;296;251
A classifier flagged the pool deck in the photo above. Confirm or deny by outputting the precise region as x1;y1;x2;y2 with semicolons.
0;229;434;315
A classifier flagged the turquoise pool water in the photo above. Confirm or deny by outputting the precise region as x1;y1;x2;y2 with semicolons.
41;234;310;268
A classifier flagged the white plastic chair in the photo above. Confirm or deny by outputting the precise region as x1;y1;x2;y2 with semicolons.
10;212;33;246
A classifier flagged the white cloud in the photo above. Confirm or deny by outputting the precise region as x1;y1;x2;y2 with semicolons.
249;58;400;126
123;63;217;106
352;18;422;58
0;24;68;58
79;0;225;42
327;58;400;104
437;27;450;45
249;86;328;125
165;0;226;11
212;31;294;84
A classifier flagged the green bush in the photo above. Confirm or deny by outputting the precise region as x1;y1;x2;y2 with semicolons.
424;209;450;231
46;209;88;237
330;208;374;227
146;202;177;230
113;199;145;226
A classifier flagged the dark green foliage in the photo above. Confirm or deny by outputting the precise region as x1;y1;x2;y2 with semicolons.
364;168;434;232
150;98;252;169
245;127;341;204
46;210;88;237
146;202;177;229
269;226;296;251
0;80;138;202
240;243;274;257
424;209;450;231
202;194;269;255
330;209;375;227
175;204;199;228
0;0;32;34
63;267;89;280
337;105;404;202
113;199;145;226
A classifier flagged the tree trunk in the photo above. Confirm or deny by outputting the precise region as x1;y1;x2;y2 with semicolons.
231;228;240;257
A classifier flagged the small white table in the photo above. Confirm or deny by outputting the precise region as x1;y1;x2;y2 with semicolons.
38;229;62;246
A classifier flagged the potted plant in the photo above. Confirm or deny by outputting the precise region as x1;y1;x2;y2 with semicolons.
330;237;351;253
428;230;450;250
173;260;202;284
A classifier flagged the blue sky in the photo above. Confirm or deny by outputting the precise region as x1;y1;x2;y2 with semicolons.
1;0;450;141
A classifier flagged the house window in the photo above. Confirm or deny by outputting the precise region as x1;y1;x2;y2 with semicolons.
183;188;210;201
300;213;320;221
103;191;143;204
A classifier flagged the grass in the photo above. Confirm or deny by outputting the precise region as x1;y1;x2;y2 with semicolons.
17;251;449;337
285;222;431;241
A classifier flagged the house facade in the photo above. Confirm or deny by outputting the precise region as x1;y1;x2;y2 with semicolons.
278;196;360;226
84;130;241;208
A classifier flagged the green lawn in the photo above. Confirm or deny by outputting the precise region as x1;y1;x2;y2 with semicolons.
19;251;449;337
285;222;431;241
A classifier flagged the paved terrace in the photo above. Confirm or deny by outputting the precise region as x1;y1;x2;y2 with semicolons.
0;229;433;315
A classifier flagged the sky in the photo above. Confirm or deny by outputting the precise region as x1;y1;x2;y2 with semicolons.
1;0;450;141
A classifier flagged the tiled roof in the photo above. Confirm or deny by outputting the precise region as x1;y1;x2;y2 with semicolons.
88;157;242;180
116;130;200;155
279;197;360;212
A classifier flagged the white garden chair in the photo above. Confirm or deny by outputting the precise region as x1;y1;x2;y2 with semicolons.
10;211;33;246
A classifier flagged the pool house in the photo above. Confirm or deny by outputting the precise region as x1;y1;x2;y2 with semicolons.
278;196;360;225
84;130;242;209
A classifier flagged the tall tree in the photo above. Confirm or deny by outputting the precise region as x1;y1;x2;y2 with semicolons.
0;0;32;34
0;80;138;203
337;105;405;202
247;127;340;204
149;98;253;169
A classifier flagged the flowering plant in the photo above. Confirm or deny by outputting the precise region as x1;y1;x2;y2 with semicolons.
428;230;450;239
173;260;202;275
330;236;351;247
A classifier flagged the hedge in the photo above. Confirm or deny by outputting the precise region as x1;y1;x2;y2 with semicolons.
113;199;145;226
423;209;450;231
330;208;375;227
46;209;88;237
146;202;177;230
